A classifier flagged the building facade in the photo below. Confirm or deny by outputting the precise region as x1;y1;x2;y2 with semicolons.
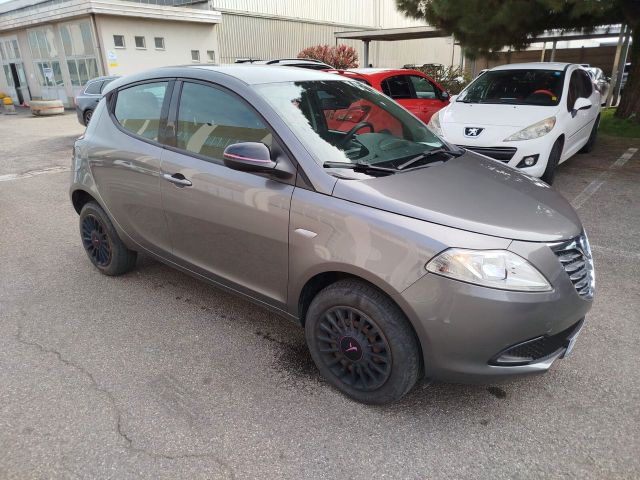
0;0;461;107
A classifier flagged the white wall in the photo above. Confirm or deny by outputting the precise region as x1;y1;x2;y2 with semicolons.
218;13;460;68
95;15;219;76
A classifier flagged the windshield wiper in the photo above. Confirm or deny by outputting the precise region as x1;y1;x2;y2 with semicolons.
396;148;461;171
323;161;396;175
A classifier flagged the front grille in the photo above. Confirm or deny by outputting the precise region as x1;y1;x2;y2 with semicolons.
550;233;595;299
490;319;583;366
459;146;517;162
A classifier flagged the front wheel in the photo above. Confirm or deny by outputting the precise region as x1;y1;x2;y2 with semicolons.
79;202;137;276
541;138;564;185
305;280;421;404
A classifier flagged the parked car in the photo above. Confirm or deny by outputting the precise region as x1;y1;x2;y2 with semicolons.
236;58;334;70
429;63;601;184
621;63;631;92
332;68;450;123
75;75;119;126
586;67;610;102
71;66;593;404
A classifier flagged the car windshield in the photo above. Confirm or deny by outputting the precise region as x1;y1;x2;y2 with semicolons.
254;80;447;177
457;69;565;106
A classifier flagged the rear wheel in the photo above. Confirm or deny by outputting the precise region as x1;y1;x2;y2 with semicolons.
541;138;563;185
579;115;599;154
83;109;93;126
79;202;137;275
305;279;421;404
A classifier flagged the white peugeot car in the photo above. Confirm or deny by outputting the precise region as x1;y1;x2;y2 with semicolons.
429;63;601;184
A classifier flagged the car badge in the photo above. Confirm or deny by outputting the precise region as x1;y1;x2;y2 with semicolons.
464;127;484;138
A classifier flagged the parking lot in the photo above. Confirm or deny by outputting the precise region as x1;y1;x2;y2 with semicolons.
0;109;639;479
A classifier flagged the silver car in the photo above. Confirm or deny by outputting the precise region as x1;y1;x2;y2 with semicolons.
70;66;594;404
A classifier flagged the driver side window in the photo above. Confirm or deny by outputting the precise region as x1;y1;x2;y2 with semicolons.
566;71;580;112
176;82;272;163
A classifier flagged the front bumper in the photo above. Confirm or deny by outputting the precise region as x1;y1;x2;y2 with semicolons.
395;239;593;383
443;124;557;178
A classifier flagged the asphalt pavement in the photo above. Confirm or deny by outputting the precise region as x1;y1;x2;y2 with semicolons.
0;109;639;479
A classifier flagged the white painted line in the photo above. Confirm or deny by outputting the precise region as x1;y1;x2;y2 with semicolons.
571;147;637;210
0;166;70;182
571;179;606;210
612;147;638;167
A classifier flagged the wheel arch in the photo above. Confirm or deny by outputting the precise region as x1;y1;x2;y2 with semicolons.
71;189;98;214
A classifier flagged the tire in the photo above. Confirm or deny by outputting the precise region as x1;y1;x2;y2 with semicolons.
305;279;421;404
83;109;93;126
79;202;137;276
579;115;599;154
541;138;563;185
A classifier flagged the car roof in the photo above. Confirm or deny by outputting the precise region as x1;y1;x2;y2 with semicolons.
86;75;119;83
346;68;421;75
490;62;572;71
104;65;349;94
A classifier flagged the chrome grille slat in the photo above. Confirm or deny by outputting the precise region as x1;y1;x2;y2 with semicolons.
565;260;586;273
549;233;595;300
570;270;588;281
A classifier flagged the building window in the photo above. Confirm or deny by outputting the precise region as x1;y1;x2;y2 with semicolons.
191;50;200;62
113;35;125;48
135;36;146;49
154;37;165;50
206;50;215;63
60;21;100;86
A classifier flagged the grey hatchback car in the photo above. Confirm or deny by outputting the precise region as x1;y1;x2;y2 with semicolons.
70;66;594;404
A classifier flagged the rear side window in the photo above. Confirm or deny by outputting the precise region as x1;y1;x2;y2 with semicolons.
114;81;168;142
381;75;412;99
84;81;103;95
176;82;271;163
409;75;437;99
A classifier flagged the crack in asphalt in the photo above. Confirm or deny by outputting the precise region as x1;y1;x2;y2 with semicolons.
14;321;236;479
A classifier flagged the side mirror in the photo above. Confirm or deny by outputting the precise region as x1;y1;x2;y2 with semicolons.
573;97;592;112
223;142;276;172
440;91;450;101
449;94;458;102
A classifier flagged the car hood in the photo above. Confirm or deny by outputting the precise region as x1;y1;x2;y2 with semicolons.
442;102;557;127
331;153;582;242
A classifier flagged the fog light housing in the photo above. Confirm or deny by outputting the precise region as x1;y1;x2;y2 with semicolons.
516;154;539;168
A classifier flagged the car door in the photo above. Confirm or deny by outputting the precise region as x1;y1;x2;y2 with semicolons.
407;74;447;122
563;69;597;157
91;79;174;255
159;80;294;305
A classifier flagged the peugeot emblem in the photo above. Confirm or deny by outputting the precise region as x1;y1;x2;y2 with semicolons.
464;127;484;138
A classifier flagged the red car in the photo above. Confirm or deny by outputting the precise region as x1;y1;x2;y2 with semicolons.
331;68;450;124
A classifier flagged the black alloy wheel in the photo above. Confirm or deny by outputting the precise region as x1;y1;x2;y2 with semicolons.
81;214;111;267
315;305;392;391
78;201;137;275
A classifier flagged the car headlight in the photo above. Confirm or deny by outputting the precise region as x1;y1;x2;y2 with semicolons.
428;110;443;136
504;116;556;141
426;248;552;292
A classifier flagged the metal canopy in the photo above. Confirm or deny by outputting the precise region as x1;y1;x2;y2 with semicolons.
334;25;446;42
532;25;623;43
